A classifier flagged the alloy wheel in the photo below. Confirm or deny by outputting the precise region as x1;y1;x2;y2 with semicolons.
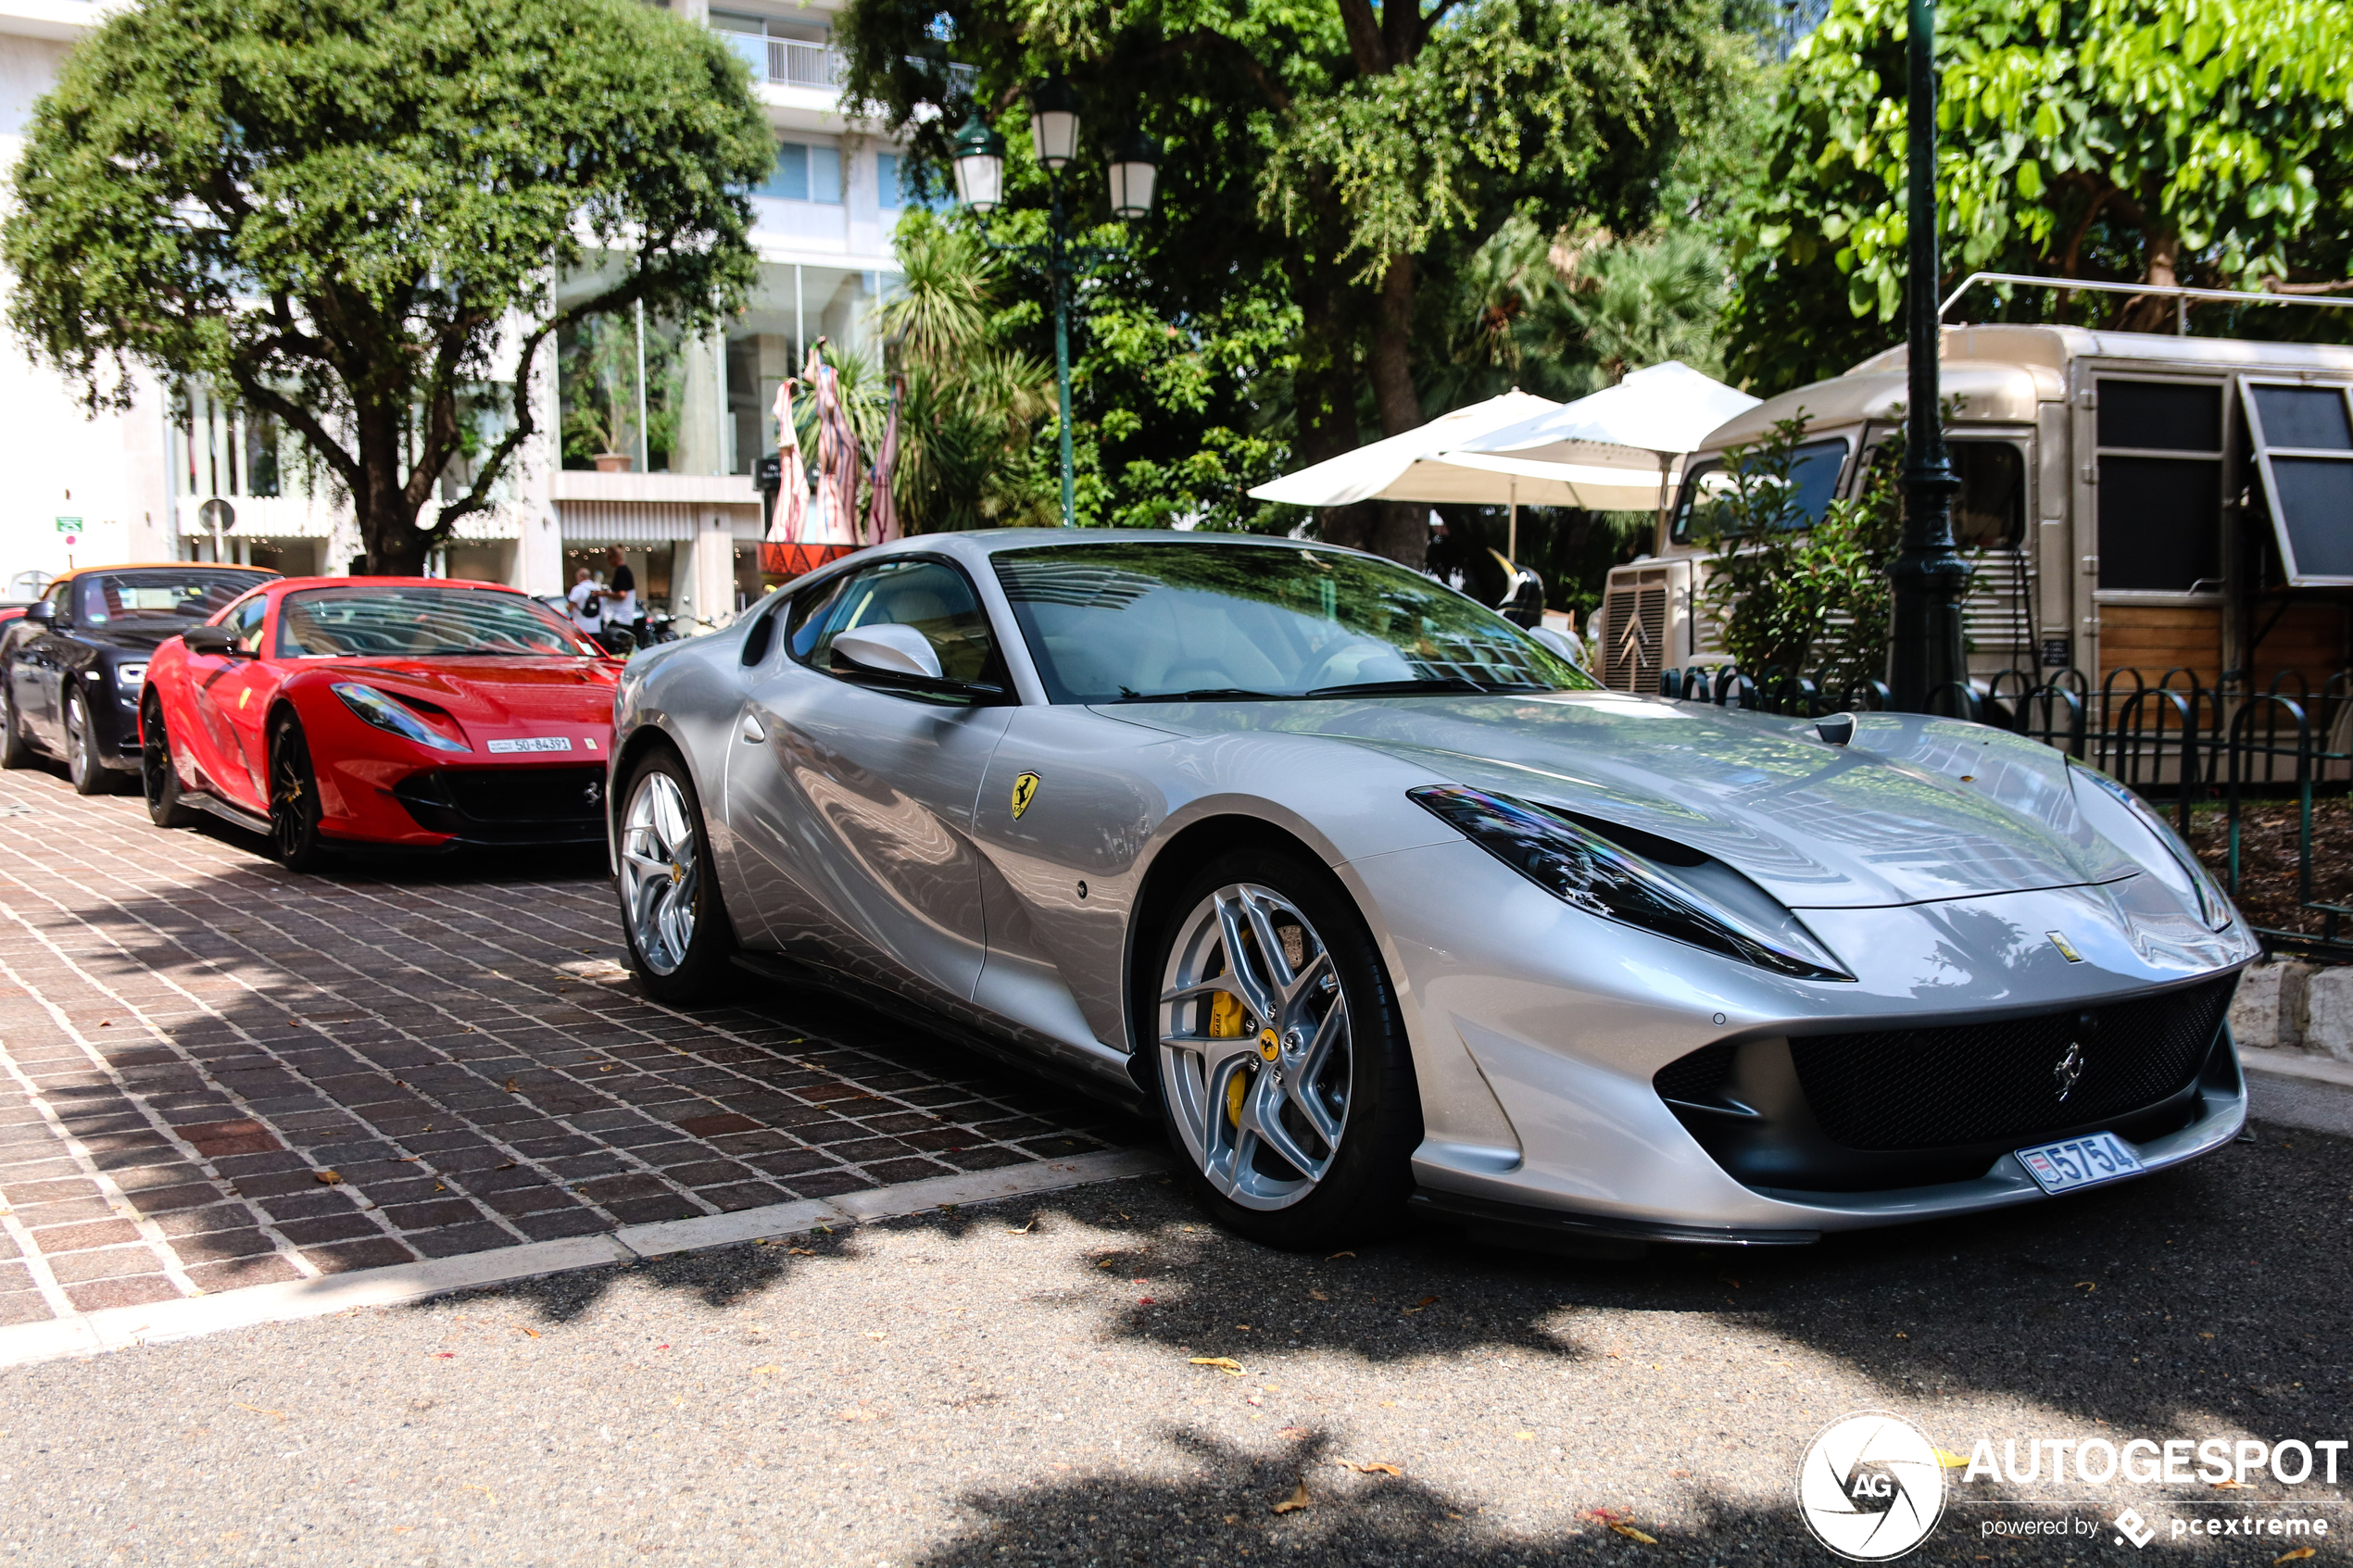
64;691;90;787
269;721;318;864
620;770;701;975
1157;883;1353;1210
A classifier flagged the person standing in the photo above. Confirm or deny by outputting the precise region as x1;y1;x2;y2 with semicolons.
604;546;638;635
565;567;603;633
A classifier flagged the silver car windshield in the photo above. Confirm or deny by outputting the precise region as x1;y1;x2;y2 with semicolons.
991;541;1596;704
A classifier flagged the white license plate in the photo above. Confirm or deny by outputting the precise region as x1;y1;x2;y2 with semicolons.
2018;1131;2143;1195
486;736;573;754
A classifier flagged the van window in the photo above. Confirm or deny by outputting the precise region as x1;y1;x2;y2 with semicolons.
2243;381;2353;583
2095;378;2223;593
1951;441;2025;550
1672;438;1847;543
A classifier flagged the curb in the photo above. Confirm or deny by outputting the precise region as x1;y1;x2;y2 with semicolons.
0;1147;1170;1373
2240;1046;2353;1090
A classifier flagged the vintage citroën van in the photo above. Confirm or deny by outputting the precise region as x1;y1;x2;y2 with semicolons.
1596;320;2353;702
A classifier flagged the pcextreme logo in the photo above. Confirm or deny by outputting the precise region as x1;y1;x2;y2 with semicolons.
1796;1411;1948;1561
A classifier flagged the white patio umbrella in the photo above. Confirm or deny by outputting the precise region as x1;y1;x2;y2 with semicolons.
1446;361;1762;542
1249;390;1668;557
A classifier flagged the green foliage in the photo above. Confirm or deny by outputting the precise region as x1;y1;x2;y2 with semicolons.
1691;415;1903;683
837;0;1737;555
1728;0;2353;394
2;0;772;571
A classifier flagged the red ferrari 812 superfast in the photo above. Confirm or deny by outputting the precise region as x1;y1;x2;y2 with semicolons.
139;577;624;870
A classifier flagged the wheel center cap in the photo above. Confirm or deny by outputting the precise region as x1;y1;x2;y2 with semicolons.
1257;1027;1279;1063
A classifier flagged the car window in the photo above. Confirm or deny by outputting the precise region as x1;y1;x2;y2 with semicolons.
792;558;1000;687
227;596;269;654
77;570;262;625
991;541;1594;705
43;582;69;625
274;586;596;659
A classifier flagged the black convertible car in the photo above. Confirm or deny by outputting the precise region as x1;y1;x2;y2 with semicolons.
1;563;275;792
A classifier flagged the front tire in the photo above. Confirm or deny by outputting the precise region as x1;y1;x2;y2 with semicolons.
64;686;107;795
268;711;328;872
0;680;32;771
1140;846;1420;1249
142;691;200;829
615;746;737;1003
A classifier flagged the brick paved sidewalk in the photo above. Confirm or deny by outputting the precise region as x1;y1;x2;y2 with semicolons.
0;765;1146;1325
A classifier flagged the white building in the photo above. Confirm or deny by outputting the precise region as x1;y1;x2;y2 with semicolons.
0;0;911;623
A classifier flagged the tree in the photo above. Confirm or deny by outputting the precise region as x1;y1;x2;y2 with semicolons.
1727;0;2353;395
1690;416;1903;684
837;0;1730;564
3;0;773;573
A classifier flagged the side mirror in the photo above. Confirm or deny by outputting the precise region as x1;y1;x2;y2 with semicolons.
24;601;53;625
182;623;239;657
831;623;945;682
594;627;636;658
1529;626;1585;667
1816;712;1856;746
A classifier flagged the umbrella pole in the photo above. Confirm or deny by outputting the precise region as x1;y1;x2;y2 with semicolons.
1654;451;1673;556
1507;479;1517;562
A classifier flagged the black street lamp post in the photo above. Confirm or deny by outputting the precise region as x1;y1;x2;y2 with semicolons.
1886;0;1971;711
951;77;1161;528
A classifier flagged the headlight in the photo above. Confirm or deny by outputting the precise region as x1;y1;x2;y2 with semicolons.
115;663;146;690
1410;784;1853;981
332;683;470;753
2069;764;2233;931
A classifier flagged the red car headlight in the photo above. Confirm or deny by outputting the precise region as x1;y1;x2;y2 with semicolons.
332;682;470;754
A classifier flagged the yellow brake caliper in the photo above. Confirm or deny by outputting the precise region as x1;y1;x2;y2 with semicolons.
1209;990;1248;1127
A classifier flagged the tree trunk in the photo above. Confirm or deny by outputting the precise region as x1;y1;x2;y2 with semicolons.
1368;254;1420;439
1292;267;1379;552
354;399;434;574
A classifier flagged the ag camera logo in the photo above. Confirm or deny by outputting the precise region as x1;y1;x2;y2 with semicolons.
1798;1411;1948;1560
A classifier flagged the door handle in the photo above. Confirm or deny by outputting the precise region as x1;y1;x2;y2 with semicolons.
739;713;766;744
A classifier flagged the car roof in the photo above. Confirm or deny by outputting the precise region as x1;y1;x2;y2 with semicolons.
262;575;522;594
47;562;279;586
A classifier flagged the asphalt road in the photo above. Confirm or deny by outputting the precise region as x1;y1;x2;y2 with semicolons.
0;1084;2346;1567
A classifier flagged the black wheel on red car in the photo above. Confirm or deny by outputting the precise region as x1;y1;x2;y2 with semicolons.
615;746;736;1003
63;687;107;796
0;680;31;771
268;710;328;872
141;690;199;829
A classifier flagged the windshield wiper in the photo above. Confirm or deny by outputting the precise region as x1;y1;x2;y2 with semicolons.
1305;677;1491;697
1109;686;1288;703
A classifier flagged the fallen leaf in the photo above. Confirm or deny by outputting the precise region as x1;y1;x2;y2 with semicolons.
460;1483;496;1504
1309;1290;1329;1301
494;1161;517;1171
1894;1332;1907;1339
2212;1479;2247;1490
1934;1449;1971;1469
504;1078;519;1093
1189;1357;1247;1376
1403;1295;1438;1314
1272;1481;1311;1515
2074;1281;2097;1292
1718;1276;1741;1289
1514;1431;1536;1441
788;1248;816;1257
1009;1221;1036;1235
2277;1549;2316;1564
233;1403;283;1420
1277;1425;1308;1438
1340;1461;1402;1475
749;1364;783;1375
313;1170;342;1185
1327;1250;1355;1260
431;1353;454;1359
1611;1524;1658;1545
862;1331;887;1341
517;1326;539;1339
1139;1298;1155;1305
836;1406;880;1423
1097;1259;1115;1270
2200;1332;2217;1339
1235;1323;1252;1331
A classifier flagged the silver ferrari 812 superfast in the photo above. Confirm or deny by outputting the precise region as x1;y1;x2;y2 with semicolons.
606;531;2257;1250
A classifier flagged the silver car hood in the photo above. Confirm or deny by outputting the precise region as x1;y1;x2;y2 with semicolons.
1097;691;2144;909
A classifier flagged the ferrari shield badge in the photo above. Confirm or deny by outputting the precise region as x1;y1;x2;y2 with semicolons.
1011;771;1041;819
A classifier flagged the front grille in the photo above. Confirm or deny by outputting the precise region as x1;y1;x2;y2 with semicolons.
393;766;607;843
1600;583;1667;693
1788;975;2236;1150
